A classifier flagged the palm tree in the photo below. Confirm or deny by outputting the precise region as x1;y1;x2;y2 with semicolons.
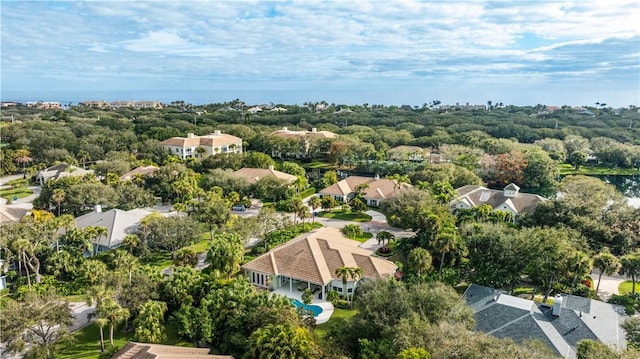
335;266;351;300
297;206;311;223
97;298;130;345
620;252;640;295
376;231;395;247
248;323;317;359
593;248;619;296
308;196;321;222
95;317;108;352
12;238;32;288
348;267;364;304
52;189;65;217
407;247;433;277
77;150;91;169
13;149;33;173
435;232;457;271
86;226;108;257
112;250;138;285
290;198;304;223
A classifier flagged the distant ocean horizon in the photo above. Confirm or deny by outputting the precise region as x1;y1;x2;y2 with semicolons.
0;89;432;107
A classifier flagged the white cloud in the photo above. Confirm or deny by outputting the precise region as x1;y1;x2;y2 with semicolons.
1;0;638;106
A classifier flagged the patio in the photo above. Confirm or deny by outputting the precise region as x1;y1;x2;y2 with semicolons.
272;286;335;324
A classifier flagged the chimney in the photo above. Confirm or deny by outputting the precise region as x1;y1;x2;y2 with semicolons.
268;165;274;170
282;126;288;131
187;133;195;138
95;205;102;213
311;128;317;132
552;294;563;316
214;130;221;135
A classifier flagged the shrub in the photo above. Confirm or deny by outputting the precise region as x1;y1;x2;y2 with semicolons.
609;294;640;315
341;224;364;239
299;187;316;199
335;299;351;309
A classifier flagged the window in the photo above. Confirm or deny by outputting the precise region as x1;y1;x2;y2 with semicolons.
333;286;342;292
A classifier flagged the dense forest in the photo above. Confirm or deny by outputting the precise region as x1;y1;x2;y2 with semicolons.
0;101;639;359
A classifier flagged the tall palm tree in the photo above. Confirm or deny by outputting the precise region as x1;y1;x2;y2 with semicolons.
86;226;108;257
52;189;65;217
348;267;364;304
95;317;108;352
592;248;619;295
13;149;33;173
112;250;138;285
290;198;304;224
408;247;433;277
335;266;350;300
97;298;130;345
308;196;321;222
620;252;640;295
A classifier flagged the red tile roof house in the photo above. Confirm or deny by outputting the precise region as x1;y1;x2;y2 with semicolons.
242;226;397;300
318;175;411;207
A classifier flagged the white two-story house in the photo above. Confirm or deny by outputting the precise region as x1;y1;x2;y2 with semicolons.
161;131;243;159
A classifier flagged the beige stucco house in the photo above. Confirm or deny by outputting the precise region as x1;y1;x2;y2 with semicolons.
319;175;411;207
161;131;242;160
242;227;397;300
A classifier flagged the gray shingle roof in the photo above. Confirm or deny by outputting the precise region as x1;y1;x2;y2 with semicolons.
462;284;627;358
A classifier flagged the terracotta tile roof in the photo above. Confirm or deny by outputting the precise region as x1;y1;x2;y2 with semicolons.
120;166;159;181
388;145;425;153
319;176;410;200
112;341;233;359
451;184;546;215
269;127;337;139
242;227;397;285
160;133;241;147
233;167;297;184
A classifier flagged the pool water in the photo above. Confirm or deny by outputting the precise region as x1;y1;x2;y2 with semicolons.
291;298;323;317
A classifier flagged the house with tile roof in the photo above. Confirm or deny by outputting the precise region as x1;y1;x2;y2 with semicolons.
450;183;546;219
319;175;411;207
160;131;243;160
75;207;164;253
270;127;337;140
233;166;297;184
242;226;397;300
462;284;627;358
112;341;233;359
35;163;94;185
120;165;159;181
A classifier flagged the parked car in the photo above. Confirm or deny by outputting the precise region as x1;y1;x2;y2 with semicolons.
232;205;246;211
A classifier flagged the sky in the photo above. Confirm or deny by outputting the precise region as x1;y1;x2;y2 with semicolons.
1;0;639;107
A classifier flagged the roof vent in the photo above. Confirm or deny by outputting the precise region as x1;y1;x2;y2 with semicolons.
552;294;563;316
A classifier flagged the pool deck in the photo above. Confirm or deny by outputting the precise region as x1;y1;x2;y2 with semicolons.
272;287;335;324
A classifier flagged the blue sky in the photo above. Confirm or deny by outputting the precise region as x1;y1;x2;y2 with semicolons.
1;0;639;107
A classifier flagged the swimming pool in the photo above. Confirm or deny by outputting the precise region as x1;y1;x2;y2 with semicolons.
291;299;323;317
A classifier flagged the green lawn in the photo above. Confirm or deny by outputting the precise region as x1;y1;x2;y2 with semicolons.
0;186;33;200
351;232;373;243
57;321;192;359
315;308;358;337
618;280;640;295
319;211;372;222
57;323;134;359
558;163;640;176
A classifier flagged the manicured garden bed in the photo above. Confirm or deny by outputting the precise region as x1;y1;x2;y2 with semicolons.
319;211;372;222
352;232;373;243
